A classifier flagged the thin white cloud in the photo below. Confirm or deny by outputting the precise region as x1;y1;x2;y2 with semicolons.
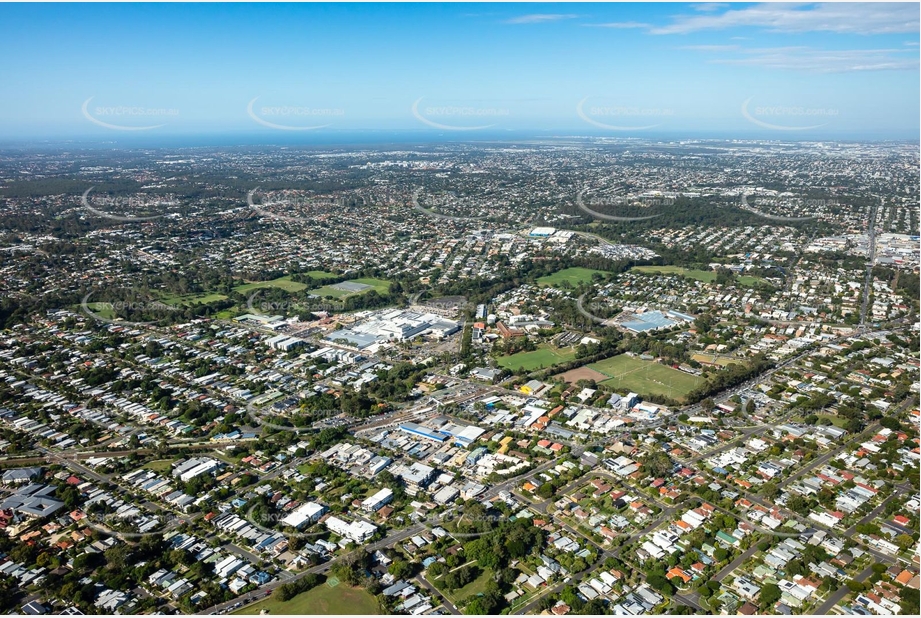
506;14;579;25
650;3;919;35
585;21;652;29
704;46;919;72
681;44;741;51
691;3;730;12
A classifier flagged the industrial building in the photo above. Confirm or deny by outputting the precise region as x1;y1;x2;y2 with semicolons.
281;501;328;529
327;309;461;350
361;488;394;512
398;422;450;443
390;462;436;495
265;334;307;351
0;484;64;518
172;457;224;483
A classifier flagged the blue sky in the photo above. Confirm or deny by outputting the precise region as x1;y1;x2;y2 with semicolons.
1;2;918;141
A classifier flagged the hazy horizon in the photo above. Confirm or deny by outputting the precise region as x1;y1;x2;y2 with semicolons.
1;2;918;142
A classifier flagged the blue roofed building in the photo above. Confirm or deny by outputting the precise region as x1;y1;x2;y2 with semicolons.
398;422;450;443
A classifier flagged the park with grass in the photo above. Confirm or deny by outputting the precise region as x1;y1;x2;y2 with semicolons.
83;302;116;319
431;566;494;606
142;459;175;473
497;344;578;372
232;582;379;615
159;292;229;306
234;274;315;294
537;267;607;288
587;354;706;402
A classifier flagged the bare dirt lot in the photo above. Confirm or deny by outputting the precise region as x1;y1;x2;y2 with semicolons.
557;366;609;384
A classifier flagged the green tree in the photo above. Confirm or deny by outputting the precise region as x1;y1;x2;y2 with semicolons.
388;560;413;580
895;534;915;551
759;583;781;609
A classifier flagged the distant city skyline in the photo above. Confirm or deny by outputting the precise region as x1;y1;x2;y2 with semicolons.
1;2;918;142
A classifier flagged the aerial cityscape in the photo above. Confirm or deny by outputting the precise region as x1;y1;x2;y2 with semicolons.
0;2;918;617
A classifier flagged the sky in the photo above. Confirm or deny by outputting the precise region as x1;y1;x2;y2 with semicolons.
0;2;918;143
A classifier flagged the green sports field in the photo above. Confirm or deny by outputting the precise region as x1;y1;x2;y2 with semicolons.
588;354;705;402
159;292;229;306
233;275;312;294
232;584;379;615
497;344;577;372
537;267;607;287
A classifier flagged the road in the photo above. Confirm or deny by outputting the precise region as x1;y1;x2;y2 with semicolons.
512;494;677;616
674;590;707;612
203;454;565;615
859;199;879;327
415;573;460;615
202;524;423;615
844;483;914;538
226;543;265;566
815;564;874;615
713;543;760;583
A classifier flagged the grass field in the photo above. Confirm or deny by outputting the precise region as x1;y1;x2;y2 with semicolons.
143;459;175;473
588;354;705;402
232;584;379;615
309;277;390;299
159;292;229;306
234;275;311;294
632;265;767;287
435;567;493;605
84;302;115;319
537;267;606;287
497;344;578;372
738;275;769;286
